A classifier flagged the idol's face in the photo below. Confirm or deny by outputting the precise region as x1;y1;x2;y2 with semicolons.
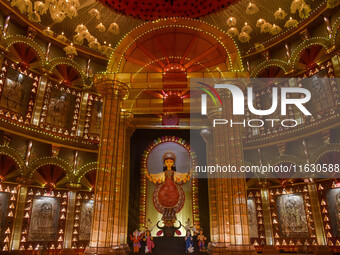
164;159;174;169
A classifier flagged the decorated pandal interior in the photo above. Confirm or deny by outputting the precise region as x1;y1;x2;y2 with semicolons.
0;0;339;254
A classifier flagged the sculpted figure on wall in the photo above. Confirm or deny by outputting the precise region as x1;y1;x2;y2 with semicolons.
28;197;60;241
277;194;308;237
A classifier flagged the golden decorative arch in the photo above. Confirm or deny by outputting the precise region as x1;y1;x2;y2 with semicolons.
76;162;98;183
46;57;87;86
0;145;25;175
267;155;305;180
268;155;304;169
107;18;243;73
2;35;46;67
330;14;340;45
27;156;73;179
290;37;332;69
250;59;290;78
309;143;340;164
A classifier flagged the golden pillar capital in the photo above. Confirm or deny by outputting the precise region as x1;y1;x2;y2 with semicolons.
94;77;129;99
120;110;133;124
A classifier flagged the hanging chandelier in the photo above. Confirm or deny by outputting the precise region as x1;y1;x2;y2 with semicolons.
11;0;80;23
35;0;79;22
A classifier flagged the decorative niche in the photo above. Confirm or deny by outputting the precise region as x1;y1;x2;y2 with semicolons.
317;180;340;252
39;80;81;137
83;93;102;142
71;191;94;250
0;183;19;252
268;184;316;252
247;190;266;251
0;59;38;125
19;187;68;251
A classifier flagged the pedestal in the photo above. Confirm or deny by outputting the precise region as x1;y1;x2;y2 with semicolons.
262;245;279;254
312;246;334;255
208;243;257;255
84;244;130;255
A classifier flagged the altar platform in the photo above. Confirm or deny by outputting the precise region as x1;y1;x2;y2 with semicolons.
135;236;203;255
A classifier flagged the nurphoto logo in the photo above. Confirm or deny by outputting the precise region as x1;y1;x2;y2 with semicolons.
199;82;312;128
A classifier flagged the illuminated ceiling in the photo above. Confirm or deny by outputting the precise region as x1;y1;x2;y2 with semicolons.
4;0;329;56
115;26;231;73
98;0;236;20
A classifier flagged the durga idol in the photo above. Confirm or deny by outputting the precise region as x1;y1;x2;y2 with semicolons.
147;151;190;235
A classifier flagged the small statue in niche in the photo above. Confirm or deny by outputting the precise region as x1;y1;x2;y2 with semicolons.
197;228;207;252
143;229;155;254
185;229;194;253
129;229;143;253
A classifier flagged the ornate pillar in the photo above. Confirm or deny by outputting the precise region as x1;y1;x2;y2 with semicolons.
308;182;326;245
206;89;256;254
260;185;274;246
64;191;76;249
85;78;129;254
76;92;89;137
201;129;220;243
32;72;48;126
120;125;135;244
11;186;27;250
116;111;133;246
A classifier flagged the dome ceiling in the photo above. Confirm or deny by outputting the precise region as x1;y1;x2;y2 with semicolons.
4;0;330;56
97;0;236;20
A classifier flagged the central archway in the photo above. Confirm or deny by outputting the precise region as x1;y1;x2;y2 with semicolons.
108;18;243;74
